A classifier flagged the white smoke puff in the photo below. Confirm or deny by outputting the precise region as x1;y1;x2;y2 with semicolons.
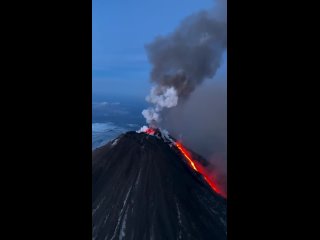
142;86;178;125
146;86;178;110
136;125;149;133
159;128;174;143
161;87;178;108
142;108;160;124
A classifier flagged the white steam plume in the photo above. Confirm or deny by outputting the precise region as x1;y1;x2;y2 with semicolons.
142;86;178;125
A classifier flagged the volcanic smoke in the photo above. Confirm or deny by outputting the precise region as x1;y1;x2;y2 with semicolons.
142;1;227;125
141;0;227;196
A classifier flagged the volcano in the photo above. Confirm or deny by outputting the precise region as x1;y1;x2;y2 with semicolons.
92;129;227;240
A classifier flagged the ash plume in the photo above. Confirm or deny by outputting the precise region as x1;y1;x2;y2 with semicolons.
141;0;227;194
161;80;227;195
142;0;227;125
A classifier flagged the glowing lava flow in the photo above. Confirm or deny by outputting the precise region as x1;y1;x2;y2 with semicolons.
175;142;224;197
141;127;225;198
145;128;156;135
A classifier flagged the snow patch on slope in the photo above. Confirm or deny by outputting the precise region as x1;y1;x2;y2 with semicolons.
110;186;132;240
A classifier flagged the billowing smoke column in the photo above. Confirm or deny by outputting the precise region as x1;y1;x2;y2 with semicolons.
142;86;178;125
141;0;228;195
142;2;227;125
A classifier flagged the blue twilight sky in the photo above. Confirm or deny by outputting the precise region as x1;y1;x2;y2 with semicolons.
92;0;226;99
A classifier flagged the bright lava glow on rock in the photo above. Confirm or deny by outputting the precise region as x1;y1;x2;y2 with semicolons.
175;142;224;197
141;127;224;198
145;128;156;135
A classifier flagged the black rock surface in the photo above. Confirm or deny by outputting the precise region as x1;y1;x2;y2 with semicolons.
92;131;227;240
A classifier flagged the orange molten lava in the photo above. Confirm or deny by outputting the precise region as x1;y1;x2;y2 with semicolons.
145;128;156;135
175;142;224;197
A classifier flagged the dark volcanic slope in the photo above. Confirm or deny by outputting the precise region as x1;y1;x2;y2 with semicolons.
92;131;226;240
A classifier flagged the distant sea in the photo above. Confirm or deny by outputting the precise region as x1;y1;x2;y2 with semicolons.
92;95;148;150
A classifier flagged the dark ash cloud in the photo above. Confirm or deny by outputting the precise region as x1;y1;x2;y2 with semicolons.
145;9;226;100
161;80;227;195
